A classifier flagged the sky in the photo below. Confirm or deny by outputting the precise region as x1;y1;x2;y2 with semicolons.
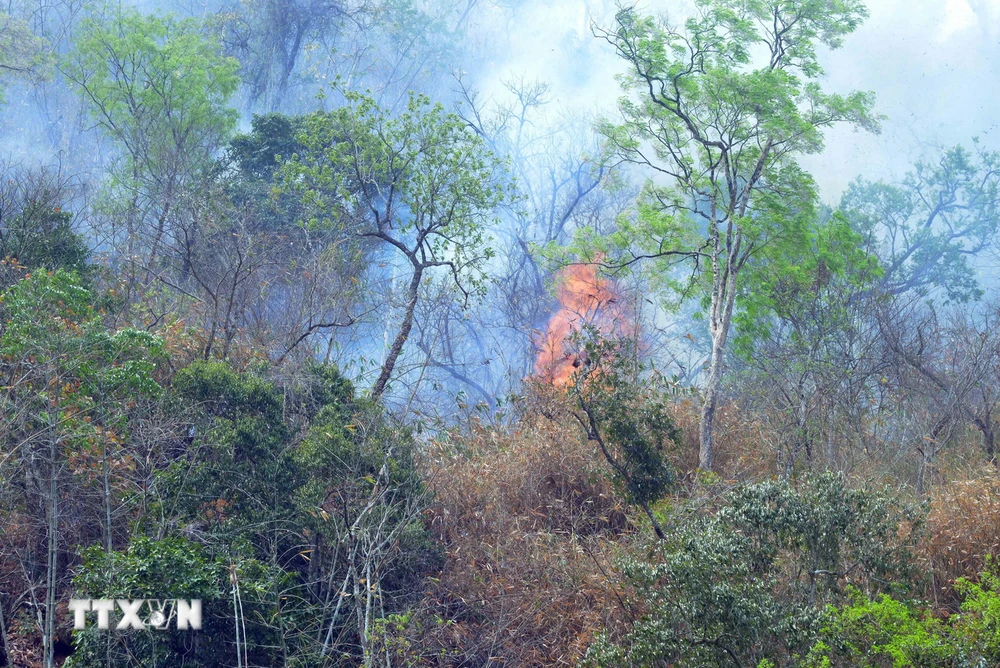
474;0;1000;204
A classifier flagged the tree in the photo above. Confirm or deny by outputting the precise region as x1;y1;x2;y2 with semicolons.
144;361;433;665
596;0;880;471
64;5;240;290
68;537;226;668
0;163;91;289
841;143;1000;303
803;561;1000;667
878;300;1000;491
0;270;163;667
729;208;882;475
0;12;51;103
217;113;366;365
278;90;512;401
565;329;680;539
215;0;359;112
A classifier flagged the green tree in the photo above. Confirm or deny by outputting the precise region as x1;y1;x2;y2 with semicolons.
148;361;433;665
841;143;1000;303
802;561;1000;666
68;537;227;668
0;270;163;668
565;329;681;539
0;12;51;104
64;5;239;286
730;209;882;474
0;165;91;289
277;89;513;400
595;0;880;471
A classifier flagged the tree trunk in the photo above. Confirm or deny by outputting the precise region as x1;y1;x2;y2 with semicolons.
699;264;738;471
973;414;996;464
44;437;58;668
699;337;725;472
371;267;422;401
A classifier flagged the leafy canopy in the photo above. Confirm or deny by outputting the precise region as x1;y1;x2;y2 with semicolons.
841;144;1000;303
593;0;880;307
66;6;240;186
277;88;513;296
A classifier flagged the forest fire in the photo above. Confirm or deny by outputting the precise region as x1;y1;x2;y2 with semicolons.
534;262;634;386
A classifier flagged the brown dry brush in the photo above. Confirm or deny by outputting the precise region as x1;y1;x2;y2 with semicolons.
921;466;1000;608
405;387;633;666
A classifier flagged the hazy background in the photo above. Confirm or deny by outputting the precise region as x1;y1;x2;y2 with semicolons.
474;0;1000;201
1;0;998;409
4;0;997;207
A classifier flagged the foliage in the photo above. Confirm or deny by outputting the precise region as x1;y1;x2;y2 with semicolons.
0;207;89;285
0;270;164;666
277;87;513;397
148;360;434;665
0;12;52;104
566;329;682;537
278;88;509;293
65;4;240;281
4;1;1000;666
842;144;1000;302
733;209;882;359
66;6;239;170
0;269;164;399
67;537;226;668
592;0;879;470
803;560;1000;667
161;360;298;538
585;473;921;667
228;112;307;182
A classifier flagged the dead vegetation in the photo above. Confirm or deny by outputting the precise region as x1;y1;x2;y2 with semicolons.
408;387;631;665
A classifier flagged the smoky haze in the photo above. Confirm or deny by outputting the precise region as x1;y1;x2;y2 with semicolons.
479;0;1000;200
0;0;997;413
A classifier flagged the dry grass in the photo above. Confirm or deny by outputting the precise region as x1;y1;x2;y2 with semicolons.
922;466;1000;606
409;385;632;666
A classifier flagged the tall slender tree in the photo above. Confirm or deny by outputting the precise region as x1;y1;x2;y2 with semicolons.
596;0;880;470
64;6;239;291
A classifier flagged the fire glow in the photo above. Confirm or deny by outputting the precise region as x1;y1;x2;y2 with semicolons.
534;262;634;386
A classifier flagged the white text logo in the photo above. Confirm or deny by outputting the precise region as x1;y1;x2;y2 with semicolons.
68;599;202;631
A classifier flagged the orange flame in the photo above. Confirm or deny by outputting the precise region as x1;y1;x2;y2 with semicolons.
534;262;634;387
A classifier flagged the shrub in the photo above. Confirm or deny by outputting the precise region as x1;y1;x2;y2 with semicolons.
803;560;1000;667
585;473;922;667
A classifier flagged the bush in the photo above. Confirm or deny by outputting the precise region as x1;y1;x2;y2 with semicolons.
803;560;1000;667
585;473;922;667
67;537;226;668
153;361;434;665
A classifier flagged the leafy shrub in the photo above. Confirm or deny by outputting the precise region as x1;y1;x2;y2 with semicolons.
67;536;226;667
585;473;922;667
563;329;684;538
803;560;1000;667
148;361;434;665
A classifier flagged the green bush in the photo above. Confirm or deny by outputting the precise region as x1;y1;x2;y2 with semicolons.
803;559;1000;667
585;473;921;667
67;537;226;668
